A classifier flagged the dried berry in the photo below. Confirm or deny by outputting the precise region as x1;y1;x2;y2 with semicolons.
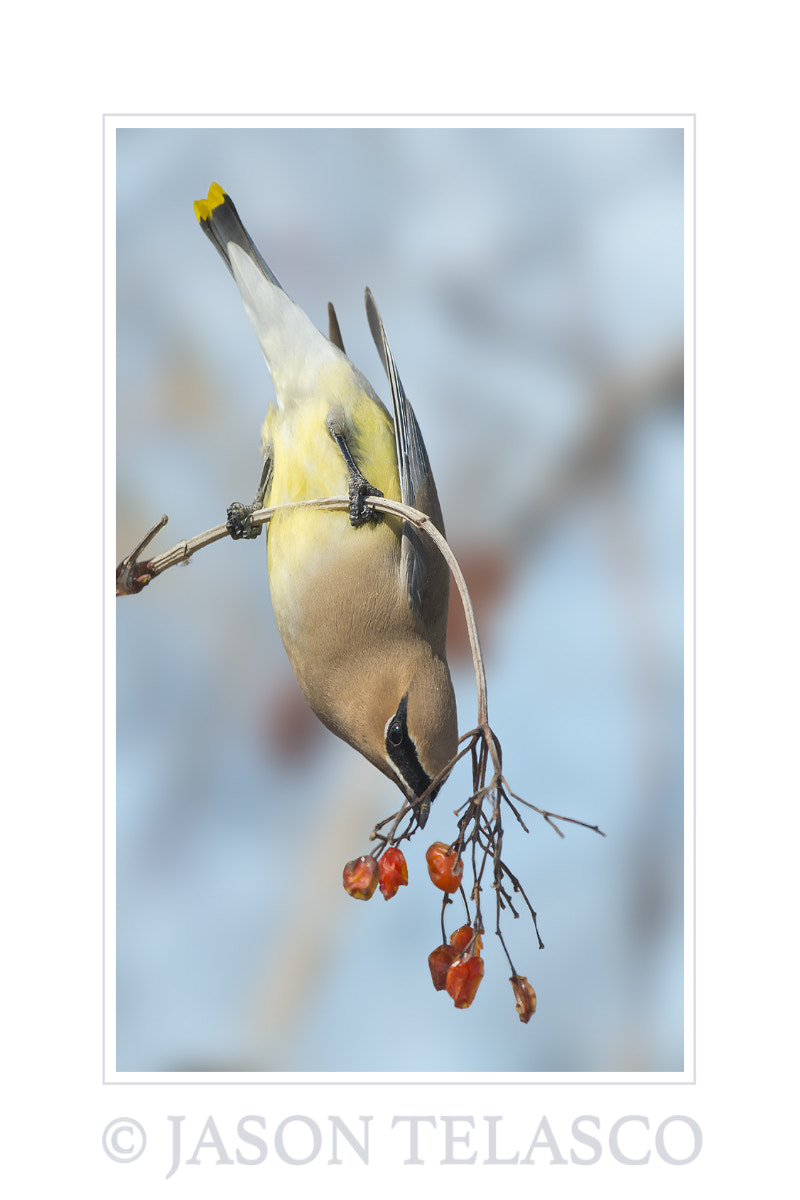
510;974;537;1023
428;943;458;990
446;955;484;1009
342;855;380;900
449;924;483;956
425;842;464;893
378;846;408;900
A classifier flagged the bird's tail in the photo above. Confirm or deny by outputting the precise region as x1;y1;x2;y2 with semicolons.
194;182;283;291
194;183;343;395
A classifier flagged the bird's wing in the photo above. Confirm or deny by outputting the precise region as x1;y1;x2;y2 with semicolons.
365;288;447;623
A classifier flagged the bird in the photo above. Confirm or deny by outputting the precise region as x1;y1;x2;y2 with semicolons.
193;183;457;826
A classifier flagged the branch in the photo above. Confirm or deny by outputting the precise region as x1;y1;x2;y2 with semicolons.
117;488;605;1020
116;494;489;725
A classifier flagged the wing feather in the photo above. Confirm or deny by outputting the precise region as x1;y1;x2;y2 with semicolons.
365;289;447;625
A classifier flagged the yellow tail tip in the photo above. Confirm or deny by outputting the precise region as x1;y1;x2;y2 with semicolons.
193;181;227;223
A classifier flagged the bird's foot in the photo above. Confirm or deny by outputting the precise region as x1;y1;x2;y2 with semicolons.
348;476;384;527
226;501;263;540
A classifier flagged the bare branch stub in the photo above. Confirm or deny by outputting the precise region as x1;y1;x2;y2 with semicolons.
116;514;169;596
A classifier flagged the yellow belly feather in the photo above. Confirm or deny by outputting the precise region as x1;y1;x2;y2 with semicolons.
262;376;402;651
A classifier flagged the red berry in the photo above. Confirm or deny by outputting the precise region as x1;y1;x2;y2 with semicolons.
428;943;458;990
446;954;484;1009
342;855;380;900
378;847;409;900
425;842;464;893
449;924;482;956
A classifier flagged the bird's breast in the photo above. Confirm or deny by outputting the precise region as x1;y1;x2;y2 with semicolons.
262;387;406;695
264;381;400;505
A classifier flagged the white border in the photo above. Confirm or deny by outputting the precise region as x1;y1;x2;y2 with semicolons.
106;113;694;1088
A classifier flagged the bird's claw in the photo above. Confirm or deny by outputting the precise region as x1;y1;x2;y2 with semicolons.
226;501;263;540
348;479;384;527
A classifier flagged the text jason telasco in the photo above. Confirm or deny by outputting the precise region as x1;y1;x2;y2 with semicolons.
164;1113;702;1176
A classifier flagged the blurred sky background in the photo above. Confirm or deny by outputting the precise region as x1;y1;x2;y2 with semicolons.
114;123;686;1075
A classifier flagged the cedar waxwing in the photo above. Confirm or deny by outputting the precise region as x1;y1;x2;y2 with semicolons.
193;183;457;825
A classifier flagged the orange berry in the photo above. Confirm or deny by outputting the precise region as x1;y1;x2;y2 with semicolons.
449;924;482;956
425;842;464;893
342;855;380;900
379;846;409;900
510;974;537;1023
446;954;484;1009
428;943;458;990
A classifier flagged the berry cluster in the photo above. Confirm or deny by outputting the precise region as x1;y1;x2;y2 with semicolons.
343;838;537;1019
342;725;603;1023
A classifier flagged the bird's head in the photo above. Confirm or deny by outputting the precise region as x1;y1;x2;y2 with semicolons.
328;644;458;827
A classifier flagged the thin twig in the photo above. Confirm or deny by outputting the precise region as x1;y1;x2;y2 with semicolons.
117;494;489;724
